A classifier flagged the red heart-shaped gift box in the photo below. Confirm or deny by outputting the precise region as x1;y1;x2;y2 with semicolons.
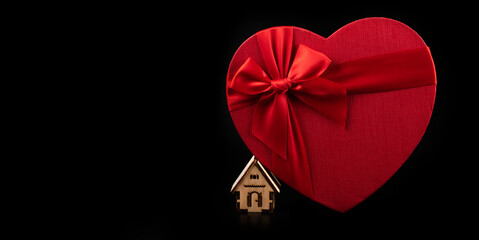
226;17;436;212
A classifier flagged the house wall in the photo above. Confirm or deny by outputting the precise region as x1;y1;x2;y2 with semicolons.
235;165;275;212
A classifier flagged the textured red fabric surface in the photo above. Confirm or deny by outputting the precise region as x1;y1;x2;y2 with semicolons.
226;18;436;212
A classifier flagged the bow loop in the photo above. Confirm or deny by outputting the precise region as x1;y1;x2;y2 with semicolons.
288;44;332;81
230;58;272;96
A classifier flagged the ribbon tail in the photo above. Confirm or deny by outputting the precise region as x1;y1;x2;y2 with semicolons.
252;92;314;198
270;99;314;200
253;92;289;160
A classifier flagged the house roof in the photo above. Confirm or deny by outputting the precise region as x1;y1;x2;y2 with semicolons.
230;156;281;193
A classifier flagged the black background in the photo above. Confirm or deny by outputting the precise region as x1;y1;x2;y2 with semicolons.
57;2;475;239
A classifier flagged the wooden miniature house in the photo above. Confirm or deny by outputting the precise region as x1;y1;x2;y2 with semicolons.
231;156;281;213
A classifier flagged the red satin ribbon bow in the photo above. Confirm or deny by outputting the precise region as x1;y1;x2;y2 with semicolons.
228;26;436;198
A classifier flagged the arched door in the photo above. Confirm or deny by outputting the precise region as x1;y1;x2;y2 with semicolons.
247;192;262;208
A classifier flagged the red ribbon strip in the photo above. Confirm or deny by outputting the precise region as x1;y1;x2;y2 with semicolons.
228;26;436;198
